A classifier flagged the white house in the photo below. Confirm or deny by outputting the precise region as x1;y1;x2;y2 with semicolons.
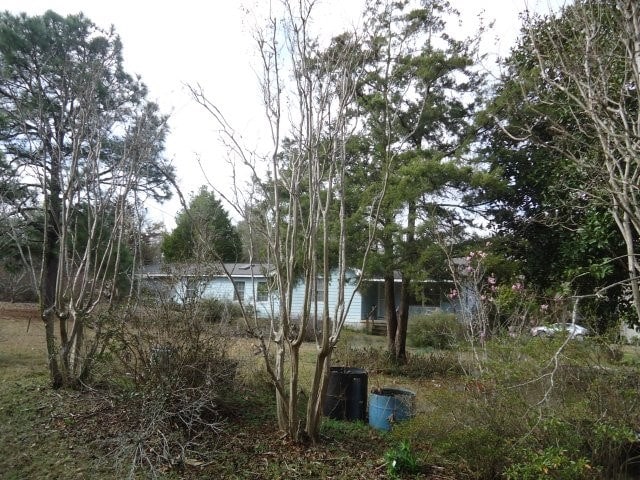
140;263;370;327
140;262;276;318
139;262;451;329
620;322;640;343
287;269;363;325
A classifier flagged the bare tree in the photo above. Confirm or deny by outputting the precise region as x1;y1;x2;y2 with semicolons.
0;12;174;387
191;0;388;442
521;0;640;322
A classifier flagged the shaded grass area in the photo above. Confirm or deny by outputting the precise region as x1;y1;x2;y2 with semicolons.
0;308;112;478
0;373;118;479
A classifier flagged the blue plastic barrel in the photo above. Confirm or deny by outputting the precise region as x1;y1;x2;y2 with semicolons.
368;387;416;431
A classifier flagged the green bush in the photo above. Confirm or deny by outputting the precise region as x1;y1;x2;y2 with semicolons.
504;446;594;480
396;351;469;378
197;297;251;323
407;312;465;350
390;334;640;479
332;345;468;378
394;383;527;479
491;284;541;328
589;421;637;477
332;344;393;372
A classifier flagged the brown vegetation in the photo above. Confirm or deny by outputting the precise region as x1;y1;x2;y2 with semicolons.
3;304;640;479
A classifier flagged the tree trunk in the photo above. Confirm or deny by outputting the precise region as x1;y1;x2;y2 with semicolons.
42;155;63;388
69;310;84;381
396;276;410;363
613;208;640;324
274;334;288;433
384;272;397;358
42;309;62;388
288;342;300;441
395;201;416;363
305;348;331;443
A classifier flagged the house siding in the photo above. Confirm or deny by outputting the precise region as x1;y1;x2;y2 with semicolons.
167;266;364;326
288;271;362;326
175;276;275;318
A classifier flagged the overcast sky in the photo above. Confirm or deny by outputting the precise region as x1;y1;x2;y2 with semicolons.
3;0;561;229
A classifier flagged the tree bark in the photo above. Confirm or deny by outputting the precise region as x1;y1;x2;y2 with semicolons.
384;272;397;358
42;153;63;388
274;333;288;433
396;200;416;363
613;207;640;324
305;348;331;443
396;276;410;363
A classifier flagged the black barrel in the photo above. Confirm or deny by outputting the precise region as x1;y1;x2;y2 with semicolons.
323;367;368;421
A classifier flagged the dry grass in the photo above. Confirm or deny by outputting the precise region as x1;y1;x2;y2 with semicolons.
0;304;435;479
6;303;639;478
0;302;46;380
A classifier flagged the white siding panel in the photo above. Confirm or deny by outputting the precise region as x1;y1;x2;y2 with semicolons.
288;271;362;326
202;277;235;300
199;277;276;318
289;281;307;320
174;270;363;322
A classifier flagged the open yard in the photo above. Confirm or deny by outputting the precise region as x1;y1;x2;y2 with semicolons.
3;303;640;479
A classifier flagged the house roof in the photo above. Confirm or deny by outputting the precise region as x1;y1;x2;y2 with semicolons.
139;262;274;279
362;271;446;283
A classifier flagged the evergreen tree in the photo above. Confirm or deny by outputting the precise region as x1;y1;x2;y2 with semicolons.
353;0;486;361
0;11;175;387
162;187;243;263
478;1;634;329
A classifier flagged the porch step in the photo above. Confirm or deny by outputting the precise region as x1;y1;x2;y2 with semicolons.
367;321;387;336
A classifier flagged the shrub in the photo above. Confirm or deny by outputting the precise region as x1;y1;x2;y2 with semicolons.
332;345;468;378
390;334;640;479
504;447;594;480
589;421;637;477
490;283;541;329
397;351;469;378
97;303;239;477
394;384;527;479
332;345;393;373
407;312;465;350
289;315;320;342
195;297;251;324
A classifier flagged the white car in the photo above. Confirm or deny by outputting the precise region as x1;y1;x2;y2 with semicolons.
531;323;589;340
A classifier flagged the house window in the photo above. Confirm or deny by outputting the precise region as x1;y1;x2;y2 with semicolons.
257;281;269;302
233;281;245;302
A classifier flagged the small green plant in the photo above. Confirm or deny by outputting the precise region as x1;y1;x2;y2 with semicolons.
589;421;637;477
393;351;468;378
384;440;419;478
